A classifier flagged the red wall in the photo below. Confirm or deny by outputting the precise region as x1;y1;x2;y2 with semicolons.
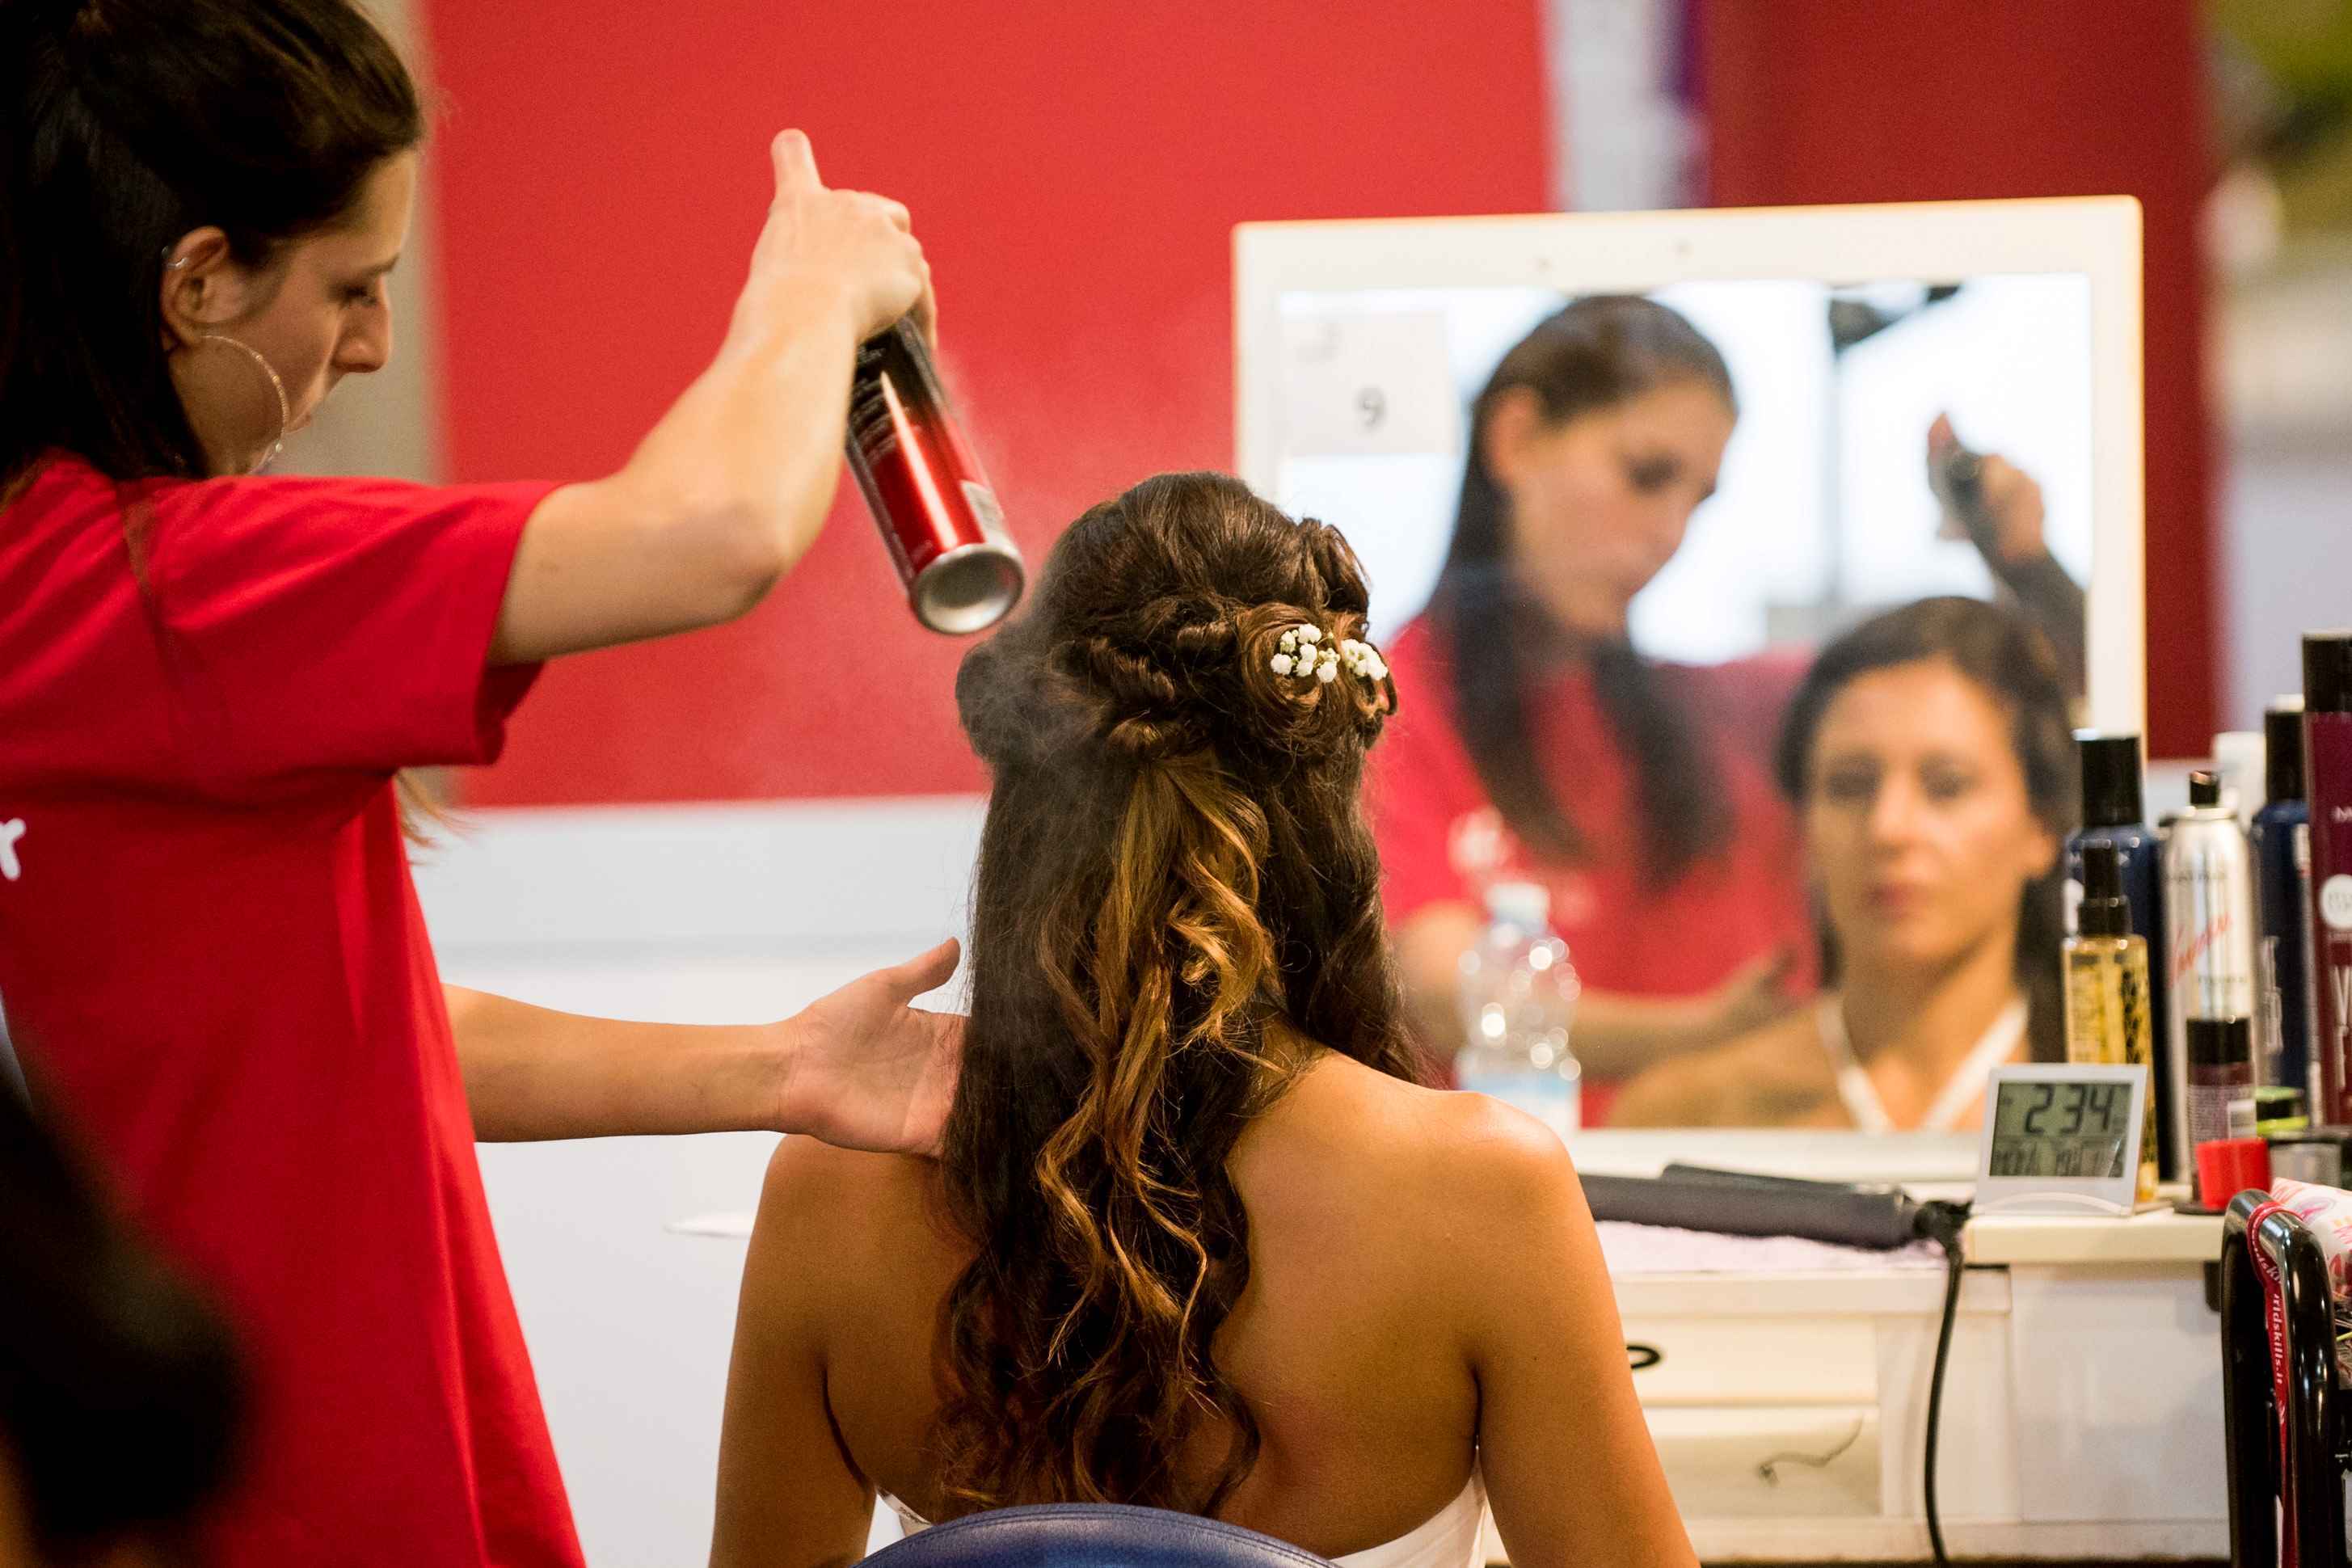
424;2;1554;804
1699;0;2216;757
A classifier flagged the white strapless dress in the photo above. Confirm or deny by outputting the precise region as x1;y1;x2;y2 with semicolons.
882;1471;1488;1568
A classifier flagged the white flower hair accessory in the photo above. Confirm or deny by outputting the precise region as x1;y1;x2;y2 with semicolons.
1337;638;1389;683
1269;624;1335;682
1271;623;1388;687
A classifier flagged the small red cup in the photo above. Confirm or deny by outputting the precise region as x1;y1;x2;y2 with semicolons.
2195;1137;2274;1210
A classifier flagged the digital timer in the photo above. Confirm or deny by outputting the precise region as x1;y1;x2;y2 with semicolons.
1975;1063;2150;1215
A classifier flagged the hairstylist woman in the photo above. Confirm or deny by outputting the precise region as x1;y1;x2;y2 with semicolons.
1370;297;2070;1119
1;3;955;1562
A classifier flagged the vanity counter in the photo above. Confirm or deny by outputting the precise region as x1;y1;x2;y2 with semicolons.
673;1202;2228;1563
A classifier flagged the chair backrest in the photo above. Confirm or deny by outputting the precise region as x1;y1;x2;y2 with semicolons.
863;1504;1339;1568
2219;1190;2347;1568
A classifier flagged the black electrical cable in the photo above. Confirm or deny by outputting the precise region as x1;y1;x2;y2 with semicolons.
1913;1200;1973;1568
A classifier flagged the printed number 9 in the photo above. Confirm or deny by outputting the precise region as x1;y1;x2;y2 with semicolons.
1357;386;1387;430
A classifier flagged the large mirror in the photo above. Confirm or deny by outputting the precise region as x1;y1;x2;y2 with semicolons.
1236;200;2144;1148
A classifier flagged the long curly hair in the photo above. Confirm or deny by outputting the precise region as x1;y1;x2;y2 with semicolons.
934;471;1428;1517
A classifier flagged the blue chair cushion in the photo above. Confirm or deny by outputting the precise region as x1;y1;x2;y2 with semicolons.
862;1503;1338;1568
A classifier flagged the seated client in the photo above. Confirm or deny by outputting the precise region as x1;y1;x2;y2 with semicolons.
1614;596;2075;1131
710;472;1693;1568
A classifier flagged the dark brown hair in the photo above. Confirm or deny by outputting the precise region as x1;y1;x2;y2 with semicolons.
935;472;1427;1515
1775;596;2078;1061
1;0;422;491
1;1062;247;1556
1429;295;1738;883
4;0;435;828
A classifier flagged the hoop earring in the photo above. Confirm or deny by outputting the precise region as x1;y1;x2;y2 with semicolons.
195;333;289;474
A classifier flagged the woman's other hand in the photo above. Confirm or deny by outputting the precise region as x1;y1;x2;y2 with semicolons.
774;938;965;1156
1685;946;1803;1048
742;129;929;348
1927;413;2049;567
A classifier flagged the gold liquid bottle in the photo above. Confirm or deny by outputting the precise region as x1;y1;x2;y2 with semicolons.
2064;841;2159;1203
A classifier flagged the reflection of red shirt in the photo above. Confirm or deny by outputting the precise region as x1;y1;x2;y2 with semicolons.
0;457;580;1566
1368;618;1815;1107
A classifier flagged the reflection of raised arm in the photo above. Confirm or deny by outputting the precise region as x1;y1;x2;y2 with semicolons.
1395;902;1800;1080
1927;415;2086;698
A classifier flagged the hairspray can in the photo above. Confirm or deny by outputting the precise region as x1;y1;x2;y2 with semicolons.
2305;633;2352;1123
845;320;1025;634
2067;732;2174;1174
2186;1017;2256;1155
2253;698;2316;1105
2163;769;2257;1168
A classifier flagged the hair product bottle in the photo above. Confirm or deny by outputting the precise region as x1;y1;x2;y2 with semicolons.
2253;698;2316;1106
2067;733;2173;1175
2186;1017;2257;1156
2163;770;2257;1170
2305;633;2352;1123
2064;842;2158;1203
845;320;1025;634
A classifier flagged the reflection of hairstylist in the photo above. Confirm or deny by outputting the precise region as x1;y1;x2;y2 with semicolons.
1374;297;1805;1107
2;5;953;1563
1614;599;2075;1130
1369;298;2063;1114
1927;414;2089;700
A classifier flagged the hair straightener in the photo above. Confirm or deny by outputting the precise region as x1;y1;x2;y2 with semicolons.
1581;1162;1937;1250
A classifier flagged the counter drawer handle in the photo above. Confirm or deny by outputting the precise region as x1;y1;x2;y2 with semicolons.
1626;1342;1662;1372
1757;1417;1865;1485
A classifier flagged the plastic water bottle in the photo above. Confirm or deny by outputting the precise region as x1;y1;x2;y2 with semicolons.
1455;881;1583;1136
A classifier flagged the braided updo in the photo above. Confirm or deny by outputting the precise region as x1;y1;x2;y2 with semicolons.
955;471;1395;777
934;471;1423;1520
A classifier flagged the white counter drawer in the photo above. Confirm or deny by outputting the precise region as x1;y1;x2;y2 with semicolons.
1646;1406;1883;1520
1623;1316;1877;1407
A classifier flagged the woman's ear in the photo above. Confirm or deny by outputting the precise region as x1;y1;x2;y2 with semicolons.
1477;386;1545;494
158;228;252;348
2023;819;2063;882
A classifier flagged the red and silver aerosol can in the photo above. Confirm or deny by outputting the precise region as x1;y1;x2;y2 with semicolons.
845;320;1024;634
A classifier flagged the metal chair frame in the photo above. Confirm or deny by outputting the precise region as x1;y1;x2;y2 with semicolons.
2222;1191;2350;1567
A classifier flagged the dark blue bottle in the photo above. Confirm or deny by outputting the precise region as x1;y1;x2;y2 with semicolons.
2253;700;2315;1105
2067;733;2174;1176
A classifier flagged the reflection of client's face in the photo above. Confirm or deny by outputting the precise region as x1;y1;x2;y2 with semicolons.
1805;660;2058;979
1489;380;1735;639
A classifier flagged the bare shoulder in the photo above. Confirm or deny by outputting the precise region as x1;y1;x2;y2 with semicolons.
748;1137;950;1314
1246;1052;1583;1227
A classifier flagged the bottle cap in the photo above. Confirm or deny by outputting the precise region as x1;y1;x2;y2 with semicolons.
2188;769;2223;809
1484;880;1551;930
2186;1015;2253;1069
2075;731;2145;828
2267;698;2307;804
2304;632;2352;714
2076;841;2132;938
2253;1085;2310;1137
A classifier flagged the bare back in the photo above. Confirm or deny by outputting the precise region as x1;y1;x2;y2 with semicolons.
711;1050;1692;1568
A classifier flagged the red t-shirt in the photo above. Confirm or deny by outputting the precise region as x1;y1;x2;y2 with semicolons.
1367;618;1816;1115
0;457;582;1566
